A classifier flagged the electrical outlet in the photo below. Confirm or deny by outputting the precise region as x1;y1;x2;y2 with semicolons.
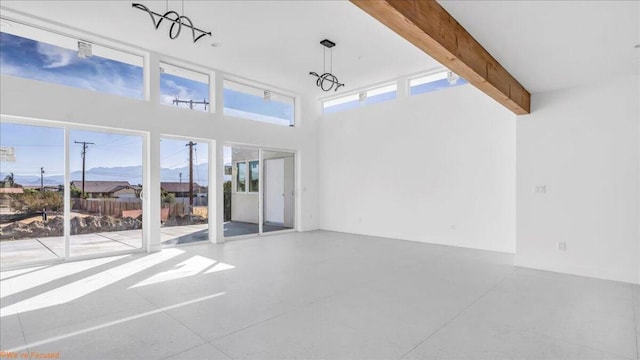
557;241;567;251
534;185;547;194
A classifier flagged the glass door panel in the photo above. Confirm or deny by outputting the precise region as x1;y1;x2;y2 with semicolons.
68;129;143;256
160;137;209;246
223;146;259;238
0;122;65;268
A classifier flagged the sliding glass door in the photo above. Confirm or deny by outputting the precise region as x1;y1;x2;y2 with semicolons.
0;122;65;268
68;129;144;257
223;146;295;239
160;137;209;246
223;146;260;237
0;118;146;269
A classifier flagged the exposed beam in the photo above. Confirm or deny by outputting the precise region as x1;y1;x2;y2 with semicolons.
350;0;531;115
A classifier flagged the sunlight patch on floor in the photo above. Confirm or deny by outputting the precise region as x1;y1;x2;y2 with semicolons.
0;255;130;299
129;255;234;288
0;249;184;317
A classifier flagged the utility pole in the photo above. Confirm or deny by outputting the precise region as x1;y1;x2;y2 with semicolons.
185;141;197;209
179;172;182;184
74;141;94;197
173;97;209;110
40;167;44;192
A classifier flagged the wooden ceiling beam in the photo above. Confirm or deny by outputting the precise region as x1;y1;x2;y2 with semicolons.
350;0;531;115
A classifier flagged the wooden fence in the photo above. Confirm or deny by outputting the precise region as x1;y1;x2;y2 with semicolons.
72;199;141;217
72;199;208;220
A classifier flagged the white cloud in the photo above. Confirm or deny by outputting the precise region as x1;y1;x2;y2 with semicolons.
36;42;78;69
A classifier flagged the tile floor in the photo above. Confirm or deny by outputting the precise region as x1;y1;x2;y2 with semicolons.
0;230;638;359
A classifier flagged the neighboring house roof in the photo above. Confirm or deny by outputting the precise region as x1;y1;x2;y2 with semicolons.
161;182;201;193
111;185;136;193
0;187;24;194
71;181;131;194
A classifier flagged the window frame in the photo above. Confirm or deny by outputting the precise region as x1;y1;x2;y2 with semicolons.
223;78;297;127
0;16;148;101
248;160;259;193
408;69;468;96
158;61;212;113
235;161;247;193
233;159;260;194
322;82;398;114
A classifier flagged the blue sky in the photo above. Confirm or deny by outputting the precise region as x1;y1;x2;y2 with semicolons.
160;72;209;111
160;138;208;185
0;123;64;177
0;32;144;99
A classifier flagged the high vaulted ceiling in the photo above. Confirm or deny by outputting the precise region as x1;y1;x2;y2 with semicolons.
1;1;638;98
0;0;441;97
438;0;639;93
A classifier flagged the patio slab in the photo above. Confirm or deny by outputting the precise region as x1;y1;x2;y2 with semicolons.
1;225;211;268
0;239;59;268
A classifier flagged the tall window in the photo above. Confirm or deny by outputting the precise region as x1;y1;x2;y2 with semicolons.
0;19;144;99
159;62;210;112
249;160;259;192
223;80;295;126
236;162;246;192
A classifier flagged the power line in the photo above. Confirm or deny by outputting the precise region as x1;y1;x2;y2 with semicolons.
160;147;188;162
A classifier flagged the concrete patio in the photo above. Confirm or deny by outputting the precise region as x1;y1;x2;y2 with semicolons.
1;222;294;268
0;224;209;269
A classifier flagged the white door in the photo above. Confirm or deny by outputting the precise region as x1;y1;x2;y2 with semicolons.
264;158;285;224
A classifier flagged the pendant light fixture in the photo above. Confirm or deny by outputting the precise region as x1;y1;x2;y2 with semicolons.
132;1;212;43
309;39;345;92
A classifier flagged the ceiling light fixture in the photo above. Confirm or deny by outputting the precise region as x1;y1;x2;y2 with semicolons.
309;39;345;92
132;1;211;43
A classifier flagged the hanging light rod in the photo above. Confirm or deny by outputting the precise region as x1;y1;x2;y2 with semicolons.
132;3;212;43
309;39;344;92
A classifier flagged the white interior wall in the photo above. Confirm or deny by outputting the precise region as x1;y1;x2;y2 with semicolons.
231;193;259;224
516;74;640;284
284;156;295;228
318;85;517;253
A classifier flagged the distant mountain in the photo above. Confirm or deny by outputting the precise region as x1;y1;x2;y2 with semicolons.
2;163;210;187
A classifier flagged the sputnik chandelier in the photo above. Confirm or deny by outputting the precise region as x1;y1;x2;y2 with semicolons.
132;1;211;43
309;39;344;92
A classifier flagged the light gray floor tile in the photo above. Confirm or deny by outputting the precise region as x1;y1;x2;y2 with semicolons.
212;305;406;360
24;312;205;360
403;316;629;360
163;342;231;360
1;230;637;359
161;286;296;341
461;269;637;359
